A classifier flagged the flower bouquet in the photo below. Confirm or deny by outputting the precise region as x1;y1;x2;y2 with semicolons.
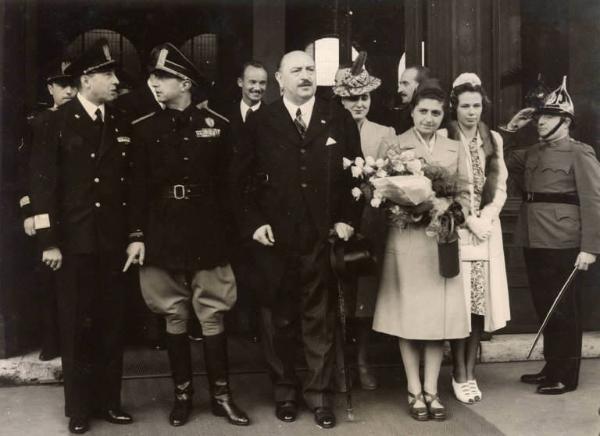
345;143;465;277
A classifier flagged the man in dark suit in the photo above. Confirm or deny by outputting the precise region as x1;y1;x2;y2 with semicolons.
229;50;362;429
124;43;249;428
29;39;133;434
18;57;75;361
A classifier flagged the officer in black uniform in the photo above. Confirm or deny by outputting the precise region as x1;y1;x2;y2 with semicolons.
18;57;75;361
29;39;133;434
124;43;250;428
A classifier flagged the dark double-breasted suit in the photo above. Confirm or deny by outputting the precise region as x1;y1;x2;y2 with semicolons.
29;96;130;418
230;97;362;408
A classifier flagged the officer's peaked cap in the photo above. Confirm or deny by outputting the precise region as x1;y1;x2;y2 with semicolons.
45;57;73;84
65;38;117;77
149;43;203;87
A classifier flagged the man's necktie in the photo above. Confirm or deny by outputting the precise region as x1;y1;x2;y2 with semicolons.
244;107;253;123
294;107;307;139
94;108;104;131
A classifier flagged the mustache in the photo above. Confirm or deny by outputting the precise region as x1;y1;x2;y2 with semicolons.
298;80;313;87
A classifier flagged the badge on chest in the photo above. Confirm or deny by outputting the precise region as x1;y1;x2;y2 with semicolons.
196;128;221;138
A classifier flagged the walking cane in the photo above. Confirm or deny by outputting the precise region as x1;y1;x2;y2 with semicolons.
330;239;355;421
527;267;579;359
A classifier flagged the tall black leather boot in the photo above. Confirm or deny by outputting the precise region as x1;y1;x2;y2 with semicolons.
203;332;250;426
165;333;193;426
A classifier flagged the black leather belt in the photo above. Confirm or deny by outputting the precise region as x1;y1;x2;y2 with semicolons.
162;183;212;200
523;192;580;206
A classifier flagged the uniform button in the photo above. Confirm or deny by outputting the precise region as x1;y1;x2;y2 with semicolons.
183;156;189;161
300;148;307;154
120;177;125;182
90;152;96;158
300;183;308;188
95;202;101;208
300;165;307;171
122;152;127;157
93;177;100;183
183;137;189;141
122;201;127;206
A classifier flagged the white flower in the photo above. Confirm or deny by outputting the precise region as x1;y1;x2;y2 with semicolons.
351;166;363;178
375;158;386;168
362;165;375;175
354;156;365;168
351;187;362;200
370;197;382;208
373;190;383;200
342;157;353;169
389;205;401;215
400;150;416;161
365;156;376;167
375;168;388;178
406;159;423;174
392;162;405;173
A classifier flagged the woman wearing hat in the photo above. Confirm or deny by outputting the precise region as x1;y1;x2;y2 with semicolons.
439;73;510;404
373;79;470;421
332;53;395;391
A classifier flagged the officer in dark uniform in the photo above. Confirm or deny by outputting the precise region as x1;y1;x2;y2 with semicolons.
18;57;75;361
29;39;133;434
124;43;250;428
505;77;600;394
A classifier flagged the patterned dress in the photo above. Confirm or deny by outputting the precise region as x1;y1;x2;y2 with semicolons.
468;137;487;316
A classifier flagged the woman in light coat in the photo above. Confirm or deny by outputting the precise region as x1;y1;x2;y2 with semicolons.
440;73;510;404
332;53;395;390
373;80;470;421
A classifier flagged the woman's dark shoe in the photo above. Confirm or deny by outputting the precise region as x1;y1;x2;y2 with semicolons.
314;407;336;428
212;394;250;426
423;391;447;421
520;372;548;385
407;392;429;421
358;365;378;390
68;417;89;434
275;401;298;422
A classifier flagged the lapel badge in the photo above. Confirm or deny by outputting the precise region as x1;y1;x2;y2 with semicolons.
74;114;80;119
196;128;221;138
205;117;215;127
321;119;326;124
117;136;131;144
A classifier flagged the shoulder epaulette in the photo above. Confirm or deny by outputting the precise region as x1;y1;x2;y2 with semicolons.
205;106;229;124
131;111;157;125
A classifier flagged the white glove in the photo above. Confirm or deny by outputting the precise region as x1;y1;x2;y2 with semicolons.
466;215;493;243
253;224;275;246
574;251;596;271
333;222;354;241
500;107;536;132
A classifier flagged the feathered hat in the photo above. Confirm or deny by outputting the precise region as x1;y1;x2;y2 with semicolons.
332;52;381;97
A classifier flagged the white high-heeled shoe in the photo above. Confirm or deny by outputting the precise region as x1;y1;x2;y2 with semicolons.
452;377;475;404
468;379;482;401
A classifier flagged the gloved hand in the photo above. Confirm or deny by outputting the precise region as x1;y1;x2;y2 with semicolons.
466;215;493;243
574;251;597;271
500;107;536;132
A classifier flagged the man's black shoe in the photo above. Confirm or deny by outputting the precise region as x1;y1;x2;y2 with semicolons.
314;407;336;429
275;401;297;422
520;372;548;385
38;348;60;361
170;398;192;427
96;409;133;424
212;394;250;426
536;381;576;395
68;417;89;434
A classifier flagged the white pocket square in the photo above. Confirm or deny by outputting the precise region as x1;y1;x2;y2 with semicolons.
326;137;337;146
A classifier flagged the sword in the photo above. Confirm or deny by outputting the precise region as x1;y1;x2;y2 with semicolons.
527;267;579;359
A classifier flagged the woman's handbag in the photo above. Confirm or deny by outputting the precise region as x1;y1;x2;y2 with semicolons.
457;228;490;261
437;216;460;278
